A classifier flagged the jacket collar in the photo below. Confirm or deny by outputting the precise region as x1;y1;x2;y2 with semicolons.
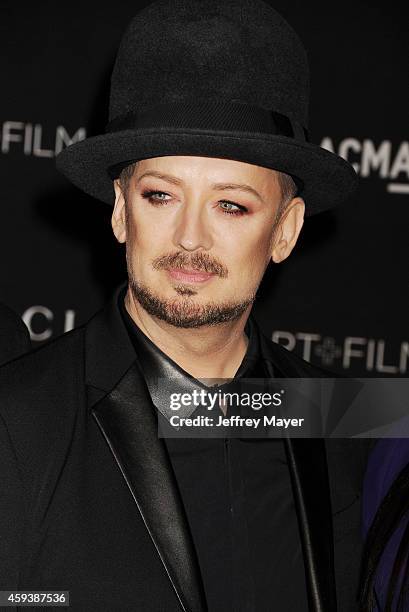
85;284;336;612
92;359;207;612
85;283;136;403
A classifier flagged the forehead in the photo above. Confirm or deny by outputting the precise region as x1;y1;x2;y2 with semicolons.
132;156;279;192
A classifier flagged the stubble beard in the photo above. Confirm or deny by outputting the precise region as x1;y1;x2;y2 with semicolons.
128;276;255;328
126;256;256;329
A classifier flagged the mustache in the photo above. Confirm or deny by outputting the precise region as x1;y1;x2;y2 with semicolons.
152;251;228;278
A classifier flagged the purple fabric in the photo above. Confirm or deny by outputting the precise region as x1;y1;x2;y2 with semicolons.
363;437;409;610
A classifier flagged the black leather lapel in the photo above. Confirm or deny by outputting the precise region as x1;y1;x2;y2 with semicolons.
284;438;337;612
258;328;337;612
92;360;207;612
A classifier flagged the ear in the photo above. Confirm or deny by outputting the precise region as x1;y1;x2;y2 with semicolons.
111;179;127;244
271;197;305;263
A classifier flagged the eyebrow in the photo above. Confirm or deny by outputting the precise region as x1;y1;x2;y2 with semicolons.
136;171;265;203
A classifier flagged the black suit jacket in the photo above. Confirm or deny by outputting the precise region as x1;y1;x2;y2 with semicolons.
0;285;370;611
0;302;30;365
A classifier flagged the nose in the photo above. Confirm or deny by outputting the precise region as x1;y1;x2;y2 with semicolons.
172;199;213;252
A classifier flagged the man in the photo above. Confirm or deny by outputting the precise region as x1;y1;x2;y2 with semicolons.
0;1;369;610
0;302;30;365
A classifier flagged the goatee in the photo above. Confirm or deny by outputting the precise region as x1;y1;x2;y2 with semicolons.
128;277;255;328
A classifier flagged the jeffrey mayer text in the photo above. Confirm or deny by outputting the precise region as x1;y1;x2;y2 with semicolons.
169;415;305;429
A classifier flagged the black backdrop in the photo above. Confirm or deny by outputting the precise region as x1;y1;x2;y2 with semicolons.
1;1;408;376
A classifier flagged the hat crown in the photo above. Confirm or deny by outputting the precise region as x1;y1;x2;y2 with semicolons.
109;0;310;127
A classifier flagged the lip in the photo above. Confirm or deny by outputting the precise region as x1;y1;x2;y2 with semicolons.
167;268;216;283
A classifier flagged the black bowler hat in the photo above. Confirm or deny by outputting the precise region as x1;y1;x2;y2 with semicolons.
56;0;358;216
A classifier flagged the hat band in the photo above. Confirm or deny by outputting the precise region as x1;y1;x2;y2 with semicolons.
106;100;309;142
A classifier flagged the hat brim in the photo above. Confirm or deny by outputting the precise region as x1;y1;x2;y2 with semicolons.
55;128;358;216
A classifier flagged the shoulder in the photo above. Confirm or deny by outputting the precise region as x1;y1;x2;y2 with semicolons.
0;324;84;380
259;326;373;487
363;436;409;534
257;325;334;377
0;302;31;364
0;326;85;423
0;326;88;513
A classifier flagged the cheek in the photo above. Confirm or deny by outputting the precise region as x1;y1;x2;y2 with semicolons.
222;226;274;276
125;214;146;271
127;210;155;251
126;212;170;276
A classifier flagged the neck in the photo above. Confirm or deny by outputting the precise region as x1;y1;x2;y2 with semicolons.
124;288;251;380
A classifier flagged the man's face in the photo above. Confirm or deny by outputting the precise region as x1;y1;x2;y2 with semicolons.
112;156;304;328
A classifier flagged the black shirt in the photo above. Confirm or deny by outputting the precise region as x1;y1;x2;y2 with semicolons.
118;291;308;612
